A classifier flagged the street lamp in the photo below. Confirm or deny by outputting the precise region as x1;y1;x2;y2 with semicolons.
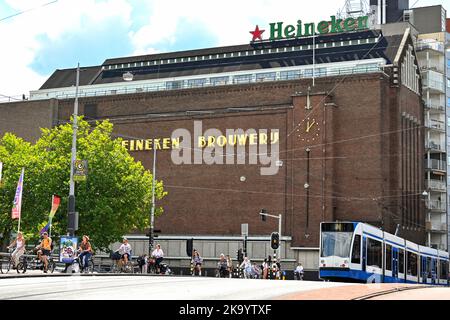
149;147;157;255
68;63;80;237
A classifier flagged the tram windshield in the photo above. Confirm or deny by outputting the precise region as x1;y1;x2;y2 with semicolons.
321;223;355;258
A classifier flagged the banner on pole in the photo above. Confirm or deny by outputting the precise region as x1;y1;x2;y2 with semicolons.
11;168;24;220
60;236;78;263
49;195;61;219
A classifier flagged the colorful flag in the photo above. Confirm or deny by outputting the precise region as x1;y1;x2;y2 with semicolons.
11;168;24;220
40;221;51;235
49;195;61;219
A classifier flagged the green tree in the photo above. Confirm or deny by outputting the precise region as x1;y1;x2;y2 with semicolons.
0;118;167;251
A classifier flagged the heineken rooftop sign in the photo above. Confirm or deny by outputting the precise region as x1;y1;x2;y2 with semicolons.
249;15;370;42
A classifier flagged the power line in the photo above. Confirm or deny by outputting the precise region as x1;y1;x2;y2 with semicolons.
0;1;58;23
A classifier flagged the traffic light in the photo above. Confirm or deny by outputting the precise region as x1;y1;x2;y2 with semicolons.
260;208;267;221
270;232;280;250
236;248;244;263
186;238;193;257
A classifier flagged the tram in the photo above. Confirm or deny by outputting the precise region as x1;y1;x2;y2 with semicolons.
319;222;449;285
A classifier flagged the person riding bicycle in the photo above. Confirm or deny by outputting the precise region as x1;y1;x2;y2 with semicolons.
217;253;228;278
118;238;132;266
191;249;203;276
239;256;252;279
36;232;52;273
7;232;26;269
294;263;304;280
151;244;164;274
78;235;92;273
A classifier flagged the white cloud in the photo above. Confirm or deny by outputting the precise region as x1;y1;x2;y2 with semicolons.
0;0;133;98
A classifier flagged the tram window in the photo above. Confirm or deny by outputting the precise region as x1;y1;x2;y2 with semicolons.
385;244;392;271
399;250;405;274
351;235;361;264
407;252;418;277
367;238;382;268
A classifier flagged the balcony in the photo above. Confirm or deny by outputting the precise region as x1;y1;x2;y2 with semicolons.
424;102;445;112
425;159;447;171
426;141;445;152
425;199;446;211
422;78;445;93
426;179;446;191
425;220;447;233
416;41;445;53
426;119;445;132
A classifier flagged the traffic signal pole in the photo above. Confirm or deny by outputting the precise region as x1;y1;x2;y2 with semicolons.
259;210;282;262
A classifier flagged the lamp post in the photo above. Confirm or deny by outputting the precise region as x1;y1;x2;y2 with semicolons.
259;209;282;261
149;147;156;256
68;63;80;237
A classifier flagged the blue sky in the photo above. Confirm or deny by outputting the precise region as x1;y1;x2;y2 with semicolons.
0;0;447;98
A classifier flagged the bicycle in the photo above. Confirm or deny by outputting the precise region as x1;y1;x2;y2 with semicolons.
20;249;56;273
110;251;134;274
69;251;95;273
0;248;17;274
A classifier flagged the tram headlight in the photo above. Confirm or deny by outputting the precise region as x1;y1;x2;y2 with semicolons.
344;260;349;264
320;260;325;264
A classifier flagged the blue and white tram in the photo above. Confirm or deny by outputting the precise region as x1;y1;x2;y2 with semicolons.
319;222;449;285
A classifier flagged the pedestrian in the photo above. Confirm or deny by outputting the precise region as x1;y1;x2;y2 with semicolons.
191;249;203;276
262;258;269;279
7;232;26;268
251;262;261;279
226;254;233;278
294;263;304;280
217;254;228;278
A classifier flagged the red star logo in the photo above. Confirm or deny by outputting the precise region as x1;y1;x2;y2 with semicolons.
250;25;265;42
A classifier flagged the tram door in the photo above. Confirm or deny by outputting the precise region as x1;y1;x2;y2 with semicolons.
392;248;398;279
362;237;367;271
421;257;427;283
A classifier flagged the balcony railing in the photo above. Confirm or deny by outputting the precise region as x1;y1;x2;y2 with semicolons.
416;41;445;52
422;78;445;92
426;179;446;190
424;102;445;112
426;119;445;131
425;220;447;233
425;159;447;170
426;141;444;151
426;200;447;211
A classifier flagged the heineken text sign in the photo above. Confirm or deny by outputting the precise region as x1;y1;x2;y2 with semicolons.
250;15;370;42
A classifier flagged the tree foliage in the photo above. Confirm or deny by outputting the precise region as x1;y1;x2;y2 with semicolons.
0;118;167;250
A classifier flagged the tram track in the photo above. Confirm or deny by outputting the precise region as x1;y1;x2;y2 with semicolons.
352;285;432;300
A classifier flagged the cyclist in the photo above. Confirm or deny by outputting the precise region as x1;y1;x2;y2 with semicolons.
239;256;252;279
191;249;203;276
151;244;164;274
36;232;52;273
7;232;26;269
118;238;132;266
78;235;92;273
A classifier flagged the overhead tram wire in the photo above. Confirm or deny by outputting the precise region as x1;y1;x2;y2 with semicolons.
0;1;58;23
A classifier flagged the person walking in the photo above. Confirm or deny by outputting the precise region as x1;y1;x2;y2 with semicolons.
7;232;26;268
294;263;304;280
226;255;233;278
191;249;203;276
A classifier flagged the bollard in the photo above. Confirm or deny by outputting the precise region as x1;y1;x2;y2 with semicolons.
180;270;183;276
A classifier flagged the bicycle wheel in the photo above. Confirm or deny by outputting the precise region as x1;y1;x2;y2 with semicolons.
16;261;27;274
1;258;12;274
86;260;94;273
49;260;56;273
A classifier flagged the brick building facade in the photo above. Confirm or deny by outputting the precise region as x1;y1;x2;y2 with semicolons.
0;27;425;273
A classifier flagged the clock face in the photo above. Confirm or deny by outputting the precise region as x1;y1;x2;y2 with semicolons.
299;117;320;143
